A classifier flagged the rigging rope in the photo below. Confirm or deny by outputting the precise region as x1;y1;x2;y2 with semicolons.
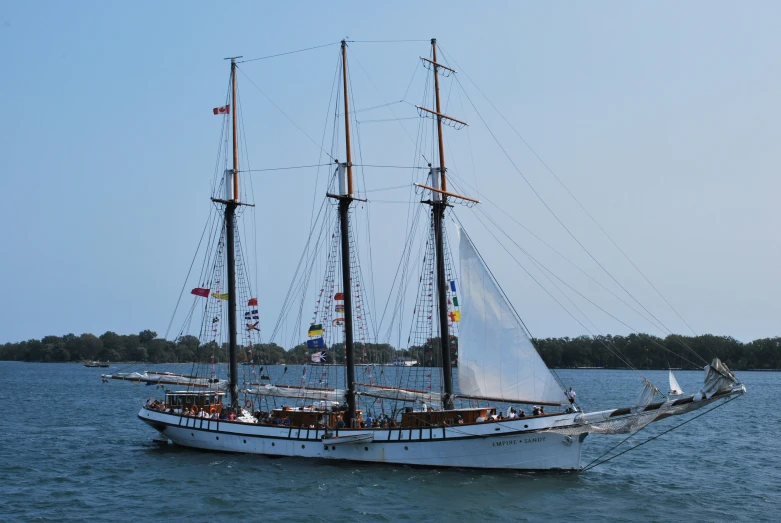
446;170;667;335
236;66;335;161
238;42;340;63
346;39;431;43
439;45;700;341
241;164;332;172
449;71;708;367
582;395;739;471
440;46;706;365
164;213;217;340
465;208;705;373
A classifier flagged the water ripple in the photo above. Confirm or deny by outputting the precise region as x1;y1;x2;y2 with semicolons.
1;363;778;522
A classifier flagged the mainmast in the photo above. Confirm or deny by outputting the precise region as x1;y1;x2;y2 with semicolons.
223;56;242;411
430;39;454;410
337;40;357;426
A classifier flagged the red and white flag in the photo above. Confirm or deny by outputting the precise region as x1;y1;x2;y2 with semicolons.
213;104;230;115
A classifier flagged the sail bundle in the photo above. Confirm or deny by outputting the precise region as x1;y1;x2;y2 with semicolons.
245;383;344;402
457;230;569;407
545;359;743;436
357;384;443;407
103;371;226;389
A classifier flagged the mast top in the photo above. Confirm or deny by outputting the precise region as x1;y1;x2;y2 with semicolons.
224;56;244;62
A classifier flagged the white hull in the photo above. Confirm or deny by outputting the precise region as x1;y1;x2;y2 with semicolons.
139;408;585;471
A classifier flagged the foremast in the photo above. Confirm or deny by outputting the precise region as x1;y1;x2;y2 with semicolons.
418;39;472;410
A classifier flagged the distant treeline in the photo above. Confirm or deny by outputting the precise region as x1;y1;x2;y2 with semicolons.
1;330;779;370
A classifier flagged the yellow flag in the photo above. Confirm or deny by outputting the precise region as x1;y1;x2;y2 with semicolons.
211;292;229;300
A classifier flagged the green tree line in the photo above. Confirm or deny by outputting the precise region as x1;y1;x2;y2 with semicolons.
1;330;779;370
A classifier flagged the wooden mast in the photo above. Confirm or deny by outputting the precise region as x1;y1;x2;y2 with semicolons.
339;40;358;425
225;56;241;411
430;38;454;410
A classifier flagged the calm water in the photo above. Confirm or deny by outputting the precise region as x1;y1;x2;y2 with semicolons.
0;362;778;522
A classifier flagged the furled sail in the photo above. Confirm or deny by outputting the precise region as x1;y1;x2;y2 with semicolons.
103;371;226;389
458;230;569;406
356;383;442;407
700;358;737;398
245;384;345;402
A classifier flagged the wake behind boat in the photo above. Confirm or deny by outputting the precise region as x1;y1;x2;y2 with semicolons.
113;39;745;471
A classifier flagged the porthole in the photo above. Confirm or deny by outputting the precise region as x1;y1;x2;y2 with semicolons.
216;436;219;440
524;425;528;428
404;446;409;450
272;442;275;446
191;433;194;437
302;444;306;449
243;440;247;444
364;447;368;451
332;446;336;450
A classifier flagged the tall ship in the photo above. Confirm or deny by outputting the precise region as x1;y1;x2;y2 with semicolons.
112;40;746;471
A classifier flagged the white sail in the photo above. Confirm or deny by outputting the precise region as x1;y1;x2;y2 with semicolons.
458;230;569;406
668;370;683;395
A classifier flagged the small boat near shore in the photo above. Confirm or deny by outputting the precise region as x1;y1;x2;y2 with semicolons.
84;361;110;368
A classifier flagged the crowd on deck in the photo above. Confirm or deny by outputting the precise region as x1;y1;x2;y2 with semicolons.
145;398;558;427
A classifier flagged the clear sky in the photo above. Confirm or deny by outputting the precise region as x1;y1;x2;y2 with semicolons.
1;1;779;345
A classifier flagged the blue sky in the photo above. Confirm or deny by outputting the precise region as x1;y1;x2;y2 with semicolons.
1;1;779;345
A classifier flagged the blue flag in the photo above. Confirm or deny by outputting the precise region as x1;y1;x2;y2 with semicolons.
307;337;325;349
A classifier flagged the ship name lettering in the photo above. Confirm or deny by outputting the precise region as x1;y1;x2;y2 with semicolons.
492;439;518;447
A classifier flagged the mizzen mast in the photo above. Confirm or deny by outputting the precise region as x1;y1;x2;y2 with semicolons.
336;40;358;425
225;56;241;412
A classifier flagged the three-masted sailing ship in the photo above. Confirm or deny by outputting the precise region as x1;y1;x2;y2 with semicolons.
131;40;746;471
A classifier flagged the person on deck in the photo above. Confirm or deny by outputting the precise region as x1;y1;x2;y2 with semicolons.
566;387;577;405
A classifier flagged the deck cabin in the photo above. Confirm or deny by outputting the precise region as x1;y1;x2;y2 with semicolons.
164;391;225;414
271;406;363;429
401;407;497;428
